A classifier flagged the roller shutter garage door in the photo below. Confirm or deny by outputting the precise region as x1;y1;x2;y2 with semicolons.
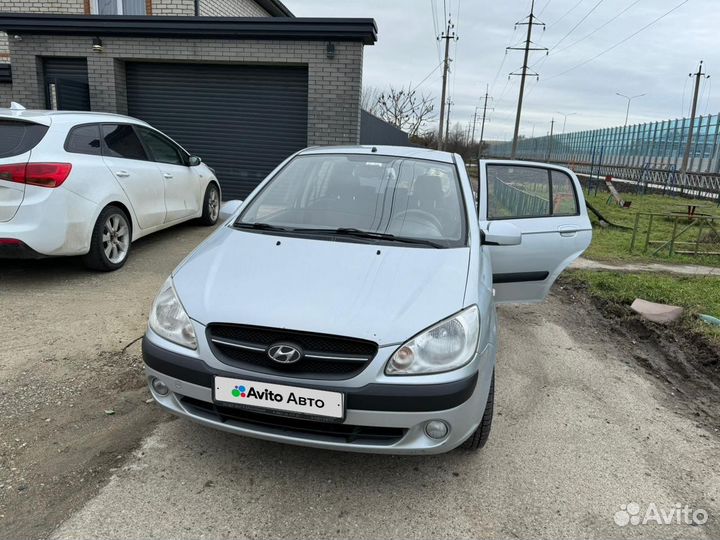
126;62;308;199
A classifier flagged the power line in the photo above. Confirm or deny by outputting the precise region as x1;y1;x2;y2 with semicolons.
548;0;605;51
553;0;643;55
546;0;584;28
490;25;518;95
703;77;712;115
538;0;552;17
409;59;445;94
544;0;690;81
431;0;442;62
681;74;690;116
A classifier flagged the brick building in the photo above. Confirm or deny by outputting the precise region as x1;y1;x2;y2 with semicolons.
0;1;377;198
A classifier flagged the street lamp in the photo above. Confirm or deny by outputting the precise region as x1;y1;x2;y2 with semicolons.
616;92;646;126
555;111;577;134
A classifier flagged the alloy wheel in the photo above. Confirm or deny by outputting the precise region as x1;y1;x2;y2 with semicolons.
102;213;130;264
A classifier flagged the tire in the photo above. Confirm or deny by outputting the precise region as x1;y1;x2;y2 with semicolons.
459;371;494;451
199;183;220;226
82;205;132;271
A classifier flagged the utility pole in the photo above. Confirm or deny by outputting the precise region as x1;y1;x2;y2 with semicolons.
437;16;458;150
508;0;547;158
470;106;479;143
478;84;493;157
681;61;710;174
445;98;453;143
546;118;555;161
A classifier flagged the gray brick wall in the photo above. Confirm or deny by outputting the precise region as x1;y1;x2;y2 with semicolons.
7;35;364;144
0;83;12;106
199;0;269;16
0;0;86;57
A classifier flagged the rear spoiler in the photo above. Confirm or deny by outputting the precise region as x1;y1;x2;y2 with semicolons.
0;103;52;126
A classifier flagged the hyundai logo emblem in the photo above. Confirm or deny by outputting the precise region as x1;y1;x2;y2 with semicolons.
267;343;303;364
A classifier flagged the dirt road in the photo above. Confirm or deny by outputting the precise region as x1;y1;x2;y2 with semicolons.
1;226;719;539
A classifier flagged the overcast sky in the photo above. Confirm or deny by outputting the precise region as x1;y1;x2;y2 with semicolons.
285;0;717;141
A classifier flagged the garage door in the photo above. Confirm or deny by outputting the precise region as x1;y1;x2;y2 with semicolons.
125;62;308;199
43;57;90;111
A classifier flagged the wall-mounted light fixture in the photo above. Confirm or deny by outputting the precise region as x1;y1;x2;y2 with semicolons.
92;37;103;53
12;34;21;41
326;42;336;60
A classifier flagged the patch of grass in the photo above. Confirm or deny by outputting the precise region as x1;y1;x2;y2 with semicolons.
583;191;720;266
564;270;720;343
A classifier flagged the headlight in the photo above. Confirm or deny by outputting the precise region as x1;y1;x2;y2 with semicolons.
148;277;197;350
385;306;480;375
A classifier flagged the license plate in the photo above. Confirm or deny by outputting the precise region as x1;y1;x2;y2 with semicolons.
214;377;344;420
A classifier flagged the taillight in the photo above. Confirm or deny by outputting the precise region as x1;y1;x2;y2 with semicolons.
25;163;72;188
0;163;27;184
0;162;72;188
0;238;23;245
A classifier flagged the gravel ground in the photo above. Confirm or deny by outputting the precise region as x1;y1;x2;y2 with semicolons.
1;223;719;539
0;222;214;540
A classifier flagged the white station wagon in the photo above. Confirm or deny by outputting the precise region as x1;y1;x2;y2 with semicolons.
0;105;221;270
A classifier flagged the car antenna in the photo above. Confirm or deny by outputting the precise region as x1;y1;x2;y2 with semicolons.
9;102;25;110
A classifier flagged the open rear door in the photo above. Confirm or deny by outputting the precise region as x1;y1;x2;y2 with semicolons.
479;160;592;304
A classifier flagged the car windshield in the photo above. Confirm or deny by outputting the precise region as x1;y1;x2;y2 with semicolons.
235;153;468;248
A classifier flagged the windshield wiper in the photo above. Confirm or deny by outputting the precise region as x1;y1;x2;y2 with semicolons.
292;227;445;248
233;222;291;232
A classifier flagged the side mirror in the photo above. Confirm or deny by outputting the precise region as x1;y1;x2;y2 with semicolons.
219;200;243;221
481;221;522;246
188;155;202;167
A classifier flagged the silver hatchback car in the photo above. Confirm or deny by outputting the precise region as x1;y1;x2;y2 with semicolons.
143;146;591;454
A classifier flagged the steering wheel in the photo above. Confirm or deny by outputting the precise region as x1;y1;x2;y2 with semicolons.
390;209;444;234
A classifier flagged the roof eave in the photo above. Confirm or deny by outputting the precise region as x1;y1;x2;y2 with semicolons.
0;14;378;45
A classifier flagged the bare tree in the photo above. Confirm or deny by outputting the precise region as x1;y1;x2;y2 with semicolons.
361;86;382;115
374;85;436;137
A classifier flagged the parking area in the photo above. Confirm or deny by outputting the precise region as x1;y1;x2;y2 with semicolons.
1;224;719;539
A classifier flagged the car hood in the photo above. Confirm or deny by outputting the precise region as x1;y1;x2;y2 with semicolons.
173;228;471;346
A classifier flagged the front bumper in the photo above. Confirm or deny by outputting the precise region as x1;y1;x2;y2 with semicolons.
143;337;495;455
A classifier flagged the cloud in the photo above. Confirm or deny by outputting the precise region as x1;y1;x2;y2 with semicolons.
285;0;717;140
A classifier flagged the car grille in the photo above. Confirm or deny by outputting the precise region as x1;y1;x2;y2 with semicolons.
206;324;378;380
181;397;405;445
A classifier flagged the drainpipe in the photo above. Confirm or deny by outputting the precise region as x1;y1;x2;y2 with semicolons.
194;0;199;16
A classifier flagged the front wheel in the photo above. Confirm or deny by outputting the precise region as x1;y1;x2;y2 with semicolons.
199;183;220;226
459;371;494;451
82;205;132;271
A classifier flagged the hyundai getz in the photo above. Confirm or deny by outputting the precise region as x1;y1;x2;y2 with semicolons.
143;146;591;454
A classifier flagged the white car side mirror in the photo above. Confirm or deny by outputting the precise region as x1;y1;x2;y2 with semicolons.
219;200;243;221
481;221;522;246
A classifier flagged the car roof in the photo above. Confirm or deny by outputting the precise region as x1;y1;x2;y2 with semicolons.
298;145;456;164
0;108;150;127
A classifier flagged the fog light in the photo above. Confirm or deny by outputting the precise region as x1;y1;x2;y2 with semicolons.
151;377;169;396
425;420;449;440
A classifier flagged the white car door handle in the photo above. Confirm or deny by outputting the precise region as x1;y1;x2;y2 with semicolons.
115;170;130;178
163;173;173;179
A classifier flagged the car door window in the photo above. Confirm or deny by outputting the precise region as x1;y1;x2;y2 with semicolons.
486;164;578;219
136;127;186;166
101;124;147;161
65;124;102;156
551;170;579;216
